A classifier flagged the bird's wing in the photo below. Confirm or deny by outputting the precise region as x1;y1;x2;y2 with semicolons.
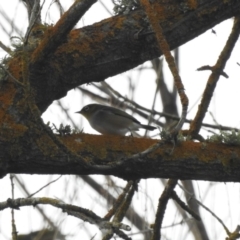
101;106;140;124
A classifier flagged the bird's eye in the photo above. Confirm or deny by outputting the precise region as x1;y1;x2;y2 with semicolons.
84;106;90;111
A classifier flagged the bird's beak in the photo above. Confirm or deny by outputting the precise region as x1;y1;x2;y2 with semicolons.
75;110;82;114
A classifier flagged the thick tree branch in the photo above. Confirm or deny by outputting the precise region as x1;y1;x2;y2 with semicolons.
1;0;240;183
7;0;240;112
30;0;97;67
1;134;240;182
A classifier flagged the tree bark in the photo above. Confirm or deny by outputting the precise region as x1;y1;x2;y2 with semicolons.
1;0;240;181
3;134;240;182
6;0;240;112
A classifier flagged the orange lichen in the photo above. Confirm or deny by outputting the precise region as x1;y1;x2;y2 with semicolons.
140;0;189;121
187;0;198;10
2;125;28;141
0;86;16;130
0;66;27;147
149;2;180;20
30;26;54;63
0;74;28;140
0;82;16;109
35;134;59;157
61;134;240;169
62;133;158;159
7;56;24;82
111;15;125;31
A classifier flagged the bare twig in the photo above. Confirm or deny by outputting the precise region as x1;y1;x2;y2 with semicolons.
13;175;57;228
179;183;240;239
24;0;43;44
88;83;165;128
10;175;18;240
57;100;78;129
28;175;62;198
151;179;178;240
0;64;24;87
140;0;188;136
0;40;13;55
122;140;164;161
113;180;137;222
81;175;149;234
104;181;132;221
79;86;239;132
195;199;231;235
101;181;137;240
189;16;240;137
0;8;22;36
99;0;113;16
171;191;201;221
54;0;65;16
197;65;228;78
1;197;131;237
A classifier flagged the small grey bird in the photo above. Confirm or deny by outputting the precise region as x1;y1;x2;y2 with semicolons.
76;104;156;136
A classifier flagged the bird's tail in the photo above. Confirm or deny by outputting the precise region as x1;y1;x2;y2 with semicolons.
141;124;156;131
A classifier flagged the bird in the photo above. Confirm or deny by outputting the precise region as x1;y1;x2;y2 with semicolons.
75;104;156;136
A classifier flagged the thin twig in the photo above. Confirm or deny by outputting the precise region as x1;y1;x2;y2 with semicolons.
140;0;188;136
99;0;113;16
0;40;13;55
1;197;131;236
197;65;228;78
13;175;61;229
195;198;230;235
28;175;62;198
151;179;178;240
104;181;132;220
102;180;134;240
54;0;65;16
113;180;138;222
171;190;201;221
81;175;149;232
0;64;24;87
122;141;164;161
178;183;239;239
79;86;239;132
24;0;44;44
10;175;18;240
189;16;240;137
57;100;78;129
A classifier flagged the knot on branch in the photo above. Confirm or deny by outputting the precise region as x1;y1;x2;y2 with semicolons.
7;198;20;210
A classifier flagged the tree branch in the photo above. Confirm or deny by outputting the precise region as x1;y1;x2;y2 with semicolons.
7;0;240;112
1;134;240;182
30;0;97;68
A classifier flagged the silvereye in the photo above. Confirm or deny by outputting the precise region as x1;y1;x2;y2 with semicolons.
76;104;156;136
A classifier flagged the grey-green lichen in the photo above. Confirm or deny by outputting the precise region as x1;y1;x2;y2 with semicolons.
113;0;140;14
49;123;83;136
207;130;240;145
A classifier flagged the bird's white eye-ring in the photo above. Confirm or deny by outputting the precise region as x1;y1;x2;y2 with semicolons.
84;106;90;111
